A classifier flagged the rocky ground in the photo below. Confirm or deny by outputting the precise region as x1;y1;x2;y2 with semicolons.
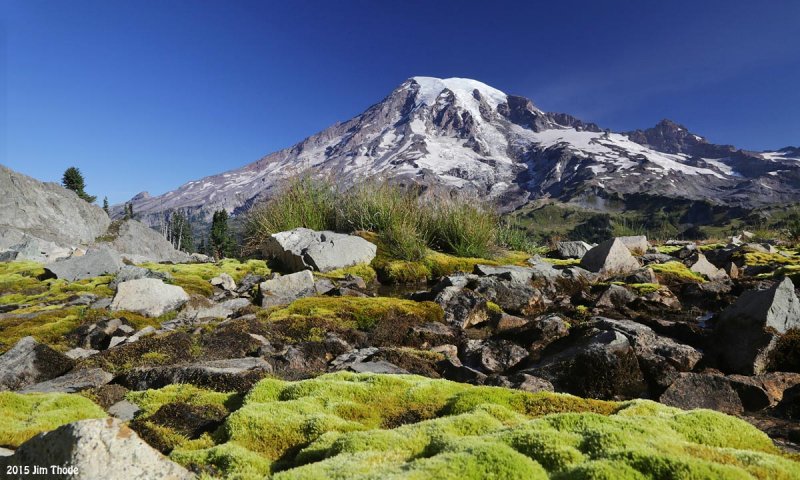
1;166;800;478
2;223;800;478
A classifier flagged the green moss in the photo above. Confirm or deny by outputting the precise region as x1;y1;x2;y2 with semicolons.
743;251;800;267
542;258;582;266
650;261;706;283
140;259;270;296
655;245;683;254
266;296;443;331
627;283;661;295
166;373;797;480
127;384;242;417
486;301;503;315
0;391;106;448
315;264;377;285
698;242;726;251
0;261;114;312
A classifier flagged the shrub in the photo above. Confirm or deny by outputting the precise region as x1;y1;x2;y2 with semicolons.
426;200;498;258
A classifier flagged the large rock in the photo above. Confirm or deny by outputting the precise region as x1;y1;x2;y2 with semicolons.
556;241;593;259
687;253;728;281
109;219;191;264
121;357;273;393
713;277;800;374
19;368;113;393
44;247;124;281
0;228;73;262
617;235;649;255
431;275;489;328
110;278;189;317
0;337;74;391
0;164;110;248
660;373;744;415
259;270;316;307
579;238;640;277
109;265;172;290
263;228;376;273
0;418;193;480
462;339;528;373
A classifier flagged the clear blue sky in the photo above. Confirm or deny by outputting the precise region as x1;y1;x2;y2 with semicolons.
2;0;798;204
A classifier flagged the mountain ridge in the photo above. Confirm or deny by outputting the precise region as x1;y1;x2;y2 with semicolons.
116;76;800;227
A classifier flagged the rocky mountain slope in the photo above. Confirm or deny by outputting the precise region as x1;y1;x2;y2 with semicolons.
119;77;800;226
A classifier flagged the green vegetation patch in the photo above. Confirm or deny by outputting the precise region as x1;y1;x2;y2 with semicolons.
541;257;582;266
742;251;800;267
628;283;662;295
656;245;683;255
166;373;795;479
266;296;443;331
314;264;378;285
140;259;270;296
0;391;106;448
650;261;706;283
372;247;529;284
0;261;113;312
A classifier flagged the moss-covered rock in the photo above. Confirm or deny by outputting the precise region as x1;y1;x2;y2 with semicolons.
163;373;797;479
650;261;706;283
0;391;106;448
139;259;270;296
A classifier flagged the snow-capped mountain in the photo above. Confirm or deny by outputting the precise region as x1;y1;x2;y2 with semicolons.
120;77;800;225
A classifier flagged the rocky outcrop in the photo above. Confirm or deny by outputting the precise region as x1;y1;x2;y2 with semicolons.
110;278;190;317
19;368;113;393
263;228;377;273
0;418;193;480
259;270;317;307
108;219;191;264
121;357;273;393
556;241;593;259
713;277;800;374
580;238;641;276
44;247;124;281
0;337;74;391
0;165;110;260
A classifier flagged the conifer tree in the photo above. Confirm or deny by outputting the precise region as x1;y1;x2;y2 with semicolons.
61;167;97;203
102;197;109;215
210;210;236;258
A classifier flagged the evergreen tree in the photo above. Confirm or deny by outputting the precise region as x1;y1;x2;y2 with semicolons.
61;167;96;203
124;203;134;219
163;210;195;253
210;210;236;258
102;197;109;215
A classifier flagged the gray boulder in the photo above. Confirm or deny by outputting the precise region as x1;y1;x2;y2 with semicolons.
108;219;191;264
0;164;110;247
0;229;73;262
44;247;124;281
110;278;189;317
580;238;641;276
263;228;376;273
660;373;744;415
714;277;800;374
595;284;637;309
109;265;172;290
121;357;273;393
259;270;316;308
0;418;193;480
463;339;528;373
473;264;534;284
432;276;489;328
19;368;113;393
210;272;236;291
0;337;74;391
687;253;728;281
617;235;649;255
556;240;593;259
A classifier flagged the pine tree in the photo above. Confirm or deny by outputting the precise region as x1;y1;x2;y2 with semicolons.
61;167;96;203
210;210;236;258
124;203;134;220
163;210;195;253
102;197;109;215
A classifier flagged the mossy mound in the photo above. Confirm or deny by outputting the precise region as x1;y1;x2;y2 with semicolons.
315;264;378;285
742;251;800;267
164;372;798;479
140;259;270;296
265;296;443;332
650;261;706;283
0;391;106;448
0;261;113;313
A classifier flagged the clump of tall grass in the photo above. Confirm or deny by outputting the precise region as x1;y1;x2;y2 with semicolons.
244;176;537;261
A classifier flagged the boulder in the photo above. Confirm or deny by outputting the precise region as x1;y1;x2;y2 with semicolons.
713;277;800;374
462;339;528;373
0;418;193;480
660;373;744;415
259;270;316;308
433;282;489;328
556;241;593;259
108;400;140;422
580;238;641;277
70;318;136;350
617;235;649;255
346;360;410;374
523;327;648;400
108;219;191;264
641;253;675;265
624;268;658;284
189;252;214;263
263;228;376;273
121;357;273;393
472;276;541;315
0;337;74;391
687;253;728;281
0;164;110;248
110;278;190;317
109;265;172;290
473;264;534;283
179;297;251;323
19;368;113;393
44;246;124;281
595;284;637;309
0;229;73;262
210;272;236;291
